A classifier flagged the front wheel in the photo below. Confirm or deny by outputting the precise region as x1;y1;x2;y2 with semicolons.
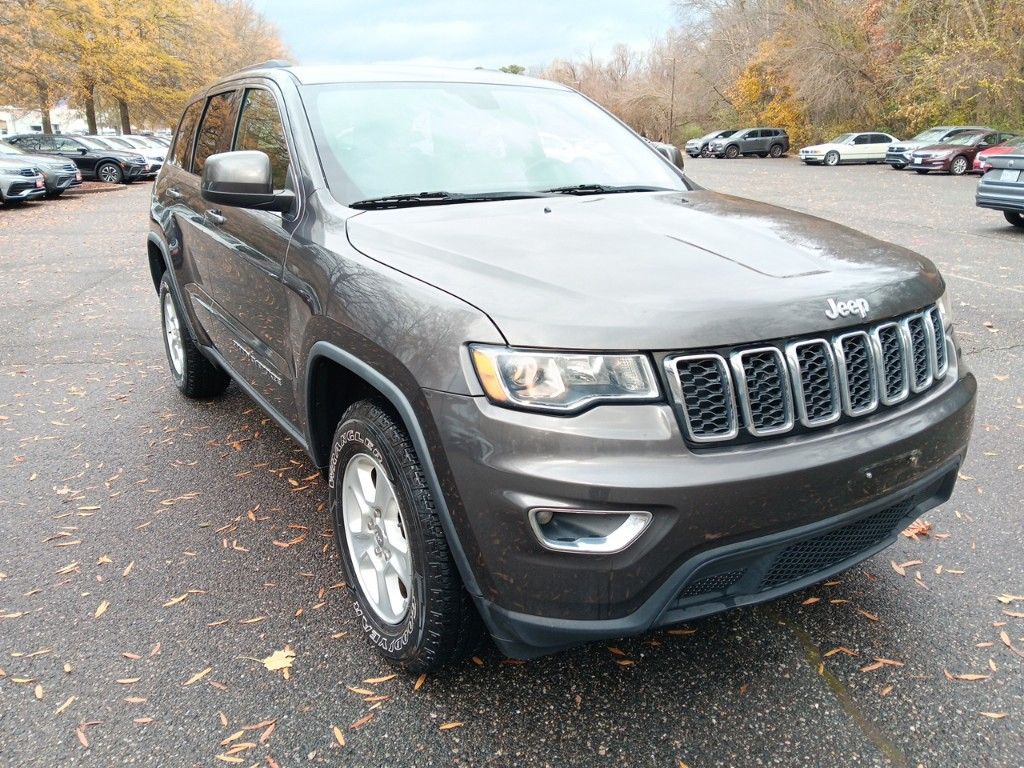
950;155;969;176
1004;211;1024;229
768;143;784;158
892;163;906;170
700;146;711;158
724;145;739;159
96;162;123;184
824;151;840;166
330;401;483;672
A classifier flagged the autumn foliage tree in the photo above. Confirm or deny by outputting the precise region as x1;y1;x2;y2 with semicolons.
0;0;288;133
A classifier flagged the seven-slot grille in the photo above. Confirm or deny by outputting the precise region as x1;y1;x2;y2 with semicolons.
666;304;950;444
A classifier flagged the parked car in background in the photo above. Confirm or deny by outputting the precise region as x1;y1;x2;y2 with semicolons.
85;135;164;176
0;157;46;205
0;140;82;197
973;139;1024;173
885;126;992;169
150;63;973;671
685;129;737;158
799;132;897;166
909;130;1018;176
976;152;1024;228
5;133;150;184
709;127;789;158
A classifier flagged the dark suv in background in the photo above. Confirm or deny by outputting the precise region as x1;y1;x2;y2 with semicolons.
6;133;150;183
149;63;974;672
709;127;789;158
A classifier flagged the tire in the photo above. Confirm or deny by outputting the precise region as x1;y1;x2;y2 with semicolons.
724;144;739;159
158;272;230;398
96;161;123;184
1004;211;1024;228
892;163;906;170
824;151;840;166
949;155;969;176
700;146;711;158
768;143;784;158
915;169;929;175
329;400;483;672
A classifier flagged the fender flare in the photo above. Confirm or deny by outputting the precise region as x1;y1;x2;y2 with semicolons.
304;341;482;598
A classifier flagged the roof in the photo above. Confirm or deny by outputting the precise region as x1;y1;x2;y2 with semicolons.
228;63;567;90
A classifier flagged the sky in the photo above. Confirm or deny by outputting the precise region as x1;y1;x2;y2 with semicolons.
248;0;678;70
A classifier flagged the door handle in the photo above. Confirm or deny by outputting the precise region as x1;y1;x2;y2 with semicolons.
205;209;226;225
166;187;182;199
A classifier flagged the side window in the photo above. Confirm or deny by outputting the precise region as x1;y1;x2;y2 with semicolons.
192;91;239;175
171;101;203;170
234;88;291;190
853;135;869;145
16;137;41;151
37;137;61;151
53;137;80;152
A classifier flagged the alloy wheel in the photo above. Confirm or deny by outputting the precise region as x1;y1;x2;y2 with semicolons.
98;163;121;183
950;156;968;176
341;453;412;625
162;291;184;376
825;151;840;166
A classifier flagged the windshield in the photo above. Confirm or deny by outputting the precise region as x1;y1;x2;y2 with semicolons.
0;142;25;155
101;136;133;149
946;133;984;146
828;134;854;144
77;136;110;149
705;130;734;141
911;129;947;143
304;82;688;205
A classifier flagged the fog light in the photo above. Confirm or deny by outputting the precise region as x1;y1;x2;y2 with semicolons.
528;509;652;554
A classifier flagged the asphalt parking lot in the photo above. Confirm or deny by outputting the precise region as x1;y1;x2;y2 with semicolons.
0;162;1021;767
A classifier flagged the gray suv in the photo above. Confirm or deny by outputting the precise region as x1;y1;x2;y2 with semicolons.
149;63;975;671
709;127;789;158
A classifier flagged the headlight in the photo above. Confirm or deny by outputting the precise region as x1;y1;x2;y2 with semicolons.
938;287;953;328
470;345;660;413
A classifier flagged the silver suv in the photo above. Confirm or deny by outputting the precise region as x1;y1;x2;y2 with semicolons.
0;157;45;204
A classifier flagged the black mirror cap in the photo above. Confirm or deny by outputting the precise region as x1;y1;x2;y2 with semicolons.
201;150;294;213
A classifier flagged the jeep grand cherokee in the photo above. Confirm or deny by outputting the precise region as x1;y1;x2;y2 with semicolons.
148;63;975;672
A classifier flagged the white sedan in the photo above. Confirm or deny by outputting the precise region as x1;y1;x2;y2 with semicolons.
799;132;898;166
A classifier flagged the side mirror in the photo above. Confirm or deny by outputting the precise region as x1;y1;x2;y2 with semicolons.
201;150;294;213
977;143;990;150
79;147;88;154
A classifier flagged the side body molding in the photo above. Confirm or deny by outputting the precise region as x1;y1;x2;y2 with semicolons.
304;341;482;598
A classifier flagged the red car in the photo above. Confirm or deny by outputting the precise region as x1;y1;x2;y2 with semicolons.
909;130;1019;175
974;140;1024;173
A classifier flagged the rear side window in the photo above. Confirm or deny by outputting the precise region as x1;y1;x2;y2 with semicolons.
14;136;41;150
234;89;291;190
192;91;239;175
171;101;203;170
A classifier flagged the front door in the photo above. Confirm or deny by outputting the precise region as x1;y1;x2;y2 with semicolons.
201;85;299;426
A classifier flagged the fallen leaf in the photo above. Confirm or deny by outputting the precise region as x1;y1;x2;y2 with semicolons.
979;712;1007;719
801;596;821;605
350;713;373;730
439;721;464;731
413;673;426;691
363;674;396;684
183;667;212;686
333;725;346;747
94;601;109;618
262;646;295;673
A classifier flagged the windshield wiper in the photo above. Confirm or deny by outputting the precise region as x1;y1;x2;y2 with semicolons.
540;183;674;196
350;190;545;210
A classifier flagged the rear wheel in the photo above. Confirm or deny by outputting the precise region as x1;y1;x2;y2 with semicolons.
330;400;483;672
724;144;739;159
96;162;123;184
1004;211;1024;229
824;151;840;166
769;143;784;158
950;155;969;176
159;272;230;398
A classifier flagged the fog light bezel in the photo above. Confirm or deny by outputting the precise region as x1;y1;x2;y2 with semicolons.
528;508;652;555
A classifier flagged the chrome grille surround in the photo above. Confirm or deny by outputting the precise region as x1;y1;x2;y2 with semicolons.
785;339;841;427
667;304;950;444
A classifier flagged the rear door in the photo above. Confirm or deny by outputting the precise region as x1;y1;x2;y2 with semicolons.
200;84;300;425
867;134;892;160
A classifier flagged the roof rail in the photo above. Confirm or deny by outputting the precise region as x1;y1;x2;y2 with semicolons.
238;59;291;72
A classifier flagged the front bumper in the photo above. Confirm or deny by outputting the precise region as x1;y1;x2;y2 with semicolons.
426;355;976;657
885;151;912;166
2;180;46;201
800;151;824;162
125;163;151;180
44;171;83;193
909;156;951;171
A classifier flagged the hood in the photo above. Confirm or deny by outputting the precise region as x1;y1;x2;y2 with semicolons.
345;191;942;350
914;143;964;153
801;143;838;152
0;156;40;172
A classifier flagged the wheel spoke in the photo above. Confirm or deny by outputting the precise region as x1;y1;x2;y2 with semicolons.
388;546;412;587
